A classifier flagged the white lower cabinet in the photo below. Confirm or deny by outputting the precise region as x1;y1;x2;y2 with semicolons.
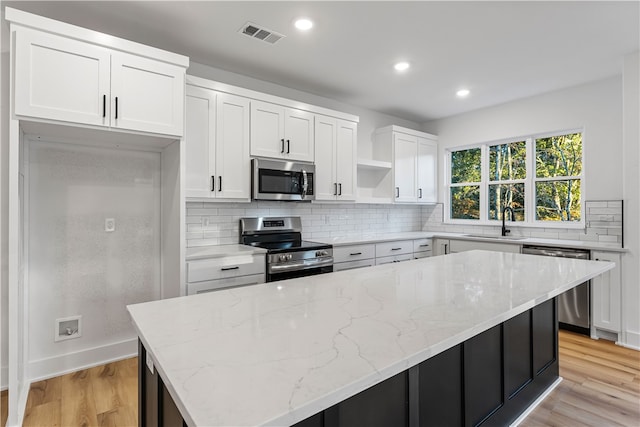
413;238;433;258
376;253;413;265
333;244;375;271
591;251;621;334
449;239;521;254
186;254;265;294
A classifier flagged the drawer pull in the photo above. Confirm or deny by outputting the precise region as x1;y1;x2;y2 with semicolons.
221;266;240;271
419;244;430;247
349;252;362;256
391;247;402;251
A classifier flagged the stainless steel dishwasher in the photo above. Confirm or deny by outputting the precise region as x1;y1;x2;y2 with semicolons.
522;245;591;335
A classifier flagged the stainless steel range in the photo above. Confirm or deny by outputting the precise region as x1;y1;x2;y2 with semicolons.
239;217;333;282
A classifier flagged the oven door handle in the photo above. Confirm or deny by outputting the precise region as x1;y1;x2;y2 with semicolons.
269;257;333;273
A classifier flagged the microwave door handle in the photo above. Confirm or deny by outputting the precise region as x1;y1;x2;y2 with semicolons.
301;169;308;199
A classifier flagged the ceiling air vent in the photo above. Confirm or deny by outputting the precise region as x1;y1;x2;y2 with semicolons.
240;22;285;45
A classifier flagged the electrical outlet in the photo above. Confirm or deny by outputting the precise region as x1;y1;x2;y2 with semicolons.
105;218;116;232
55;315;82;342
202;217;209;227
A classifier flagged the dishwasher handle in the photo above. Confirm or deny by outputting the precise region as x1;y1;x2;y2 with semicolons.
522;246;590;259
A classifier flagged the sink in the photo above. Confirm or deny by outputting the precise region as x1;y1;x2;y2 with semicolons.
463;234;527;241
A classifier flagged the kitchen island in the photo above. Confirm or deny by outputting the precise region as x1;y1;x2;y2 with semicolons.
127;250;614;427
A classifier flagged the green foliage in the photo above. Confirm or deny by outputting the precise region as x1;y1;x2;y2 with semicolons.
451;148;481;184
451;186;479;219
489;141;526;181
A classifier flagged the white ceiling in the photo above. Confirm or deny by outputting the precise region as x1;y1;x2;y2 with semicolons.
3;1;639;123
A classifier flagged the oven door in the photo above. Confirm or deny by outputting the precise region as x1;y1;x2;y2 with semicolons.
252;158;315;201
267;263;333;282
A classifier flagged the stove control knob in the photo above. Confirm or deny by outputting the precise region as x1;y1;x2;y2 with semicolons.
279;254;288;262
287;254;293;261
316;250;328;257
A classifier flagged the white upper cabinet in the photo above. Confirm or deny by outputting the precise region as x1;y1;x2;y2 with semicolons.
417;138;438;203
14;29;111;127
394;133;418;202
12;22;186;137
375;126;438;204
250;100;314;162
314;115;357;201
185;84;250;200
110;52;184;136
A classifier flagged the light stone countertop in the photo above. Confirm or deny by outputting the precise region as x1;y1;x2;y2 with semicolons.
311;231;626;252
185;244;267;260
128;250;614;427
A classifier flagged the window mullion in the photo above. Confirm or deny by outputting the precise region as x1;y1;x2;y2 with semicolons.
526;137;534;223
480;144;488;222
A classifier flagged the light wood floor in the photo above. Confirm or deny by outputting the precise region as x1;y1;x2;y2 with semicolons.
3;331;639;426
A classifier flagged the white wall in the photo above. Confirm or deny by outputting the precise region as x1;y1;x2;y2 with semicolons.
25;141;161;380
187;62;422;158
424;76;623;201
622;52;640;348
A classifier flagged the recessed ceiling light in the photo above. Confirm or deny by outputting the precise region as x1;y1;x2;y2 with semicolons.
394;62;410;72
294;18;313;31
456;89;470;98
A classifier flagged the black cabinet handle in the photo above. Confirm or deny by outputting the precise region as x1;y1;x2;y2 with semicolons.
419;244;430;247
419;188;423;199
349;252;362;256
211;176;215;191
102;95;106;118
281;139;285;153
338;183;342;196
219;176;222;191
391;247;402;251
115;96;118;119
287;140;290;154
334;183;338;196
221;266;240;271
396;187;400;198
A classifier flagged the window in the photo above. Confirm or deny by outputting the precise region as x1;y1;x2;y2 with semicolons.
447;131;583;226
450;148;481;219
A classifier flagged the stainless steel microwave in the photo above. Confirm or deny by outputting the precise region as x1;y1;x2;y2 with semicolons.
252;159;315;201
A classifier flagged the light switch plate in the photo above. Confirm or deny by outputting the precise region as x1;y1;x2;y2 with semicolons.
105;218;115;232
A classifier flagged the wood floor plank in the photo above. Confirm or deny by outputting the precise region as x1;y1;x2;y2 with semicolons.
60;368;100;427
1;390;8;427
22;400;61;427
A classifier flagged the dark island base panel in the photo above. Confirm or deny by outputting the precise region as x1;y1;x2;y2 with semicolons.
139;298;558;427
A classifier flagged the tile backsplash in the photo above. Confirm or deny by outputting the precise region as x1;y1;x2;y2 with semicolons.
186;201;425;247
186;200;623;248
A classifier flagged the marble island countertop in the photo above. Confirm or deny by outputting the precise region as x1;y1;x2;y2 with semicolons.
311;231;626;252
128;251;614;427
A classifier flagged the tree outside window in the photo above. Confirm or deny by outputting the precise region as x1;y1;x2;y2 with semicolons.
450;148;481;219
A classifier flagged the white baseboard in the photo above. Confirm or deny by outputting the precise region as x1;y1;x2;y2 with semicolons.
27;338;137;383
509;377;563;427
1;364;7;390
622;330;640;350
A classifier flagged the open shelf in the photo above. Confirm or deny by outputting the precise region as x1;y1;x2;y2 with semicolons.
357;158;393;170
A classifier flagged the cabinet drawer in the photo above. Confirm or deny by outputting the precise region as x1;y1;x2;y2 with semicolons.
413;238;432;253
334;259;376;272
414;251;432;259
187;254;264;283
187;273;265;295
334;244;376;263
449;239;520;254
375;254;413;265
375;240;413;257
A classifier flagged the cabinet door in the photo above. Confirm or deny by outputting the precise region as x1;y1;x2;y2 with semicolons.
14;29;111;127
336;120;357;201
215;93;251;200
393;133;417;202
314;115;338;200
417;138;437;203
250;100;285;158
185;86;216;198
111;52;184;136
285;108;315;162
591;251;621;332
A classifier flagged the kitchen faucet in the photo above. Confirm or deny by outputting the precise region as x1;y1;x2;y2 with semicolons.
502;206;515;236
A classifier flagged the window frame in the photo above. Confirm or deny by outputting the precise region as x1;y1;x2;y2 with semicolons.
445;129;585;228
